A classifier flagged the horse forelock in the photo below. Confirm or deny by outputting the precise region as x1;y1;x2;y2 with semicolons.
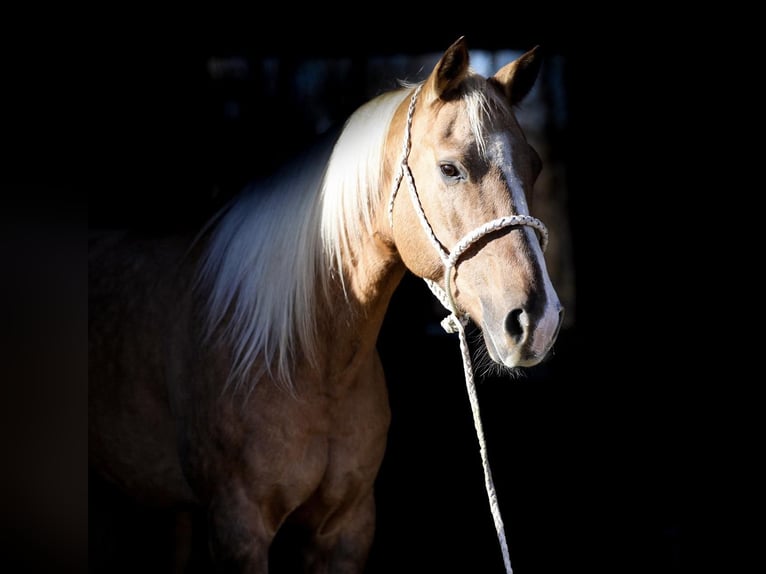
196;88;408;394
431;72;517;159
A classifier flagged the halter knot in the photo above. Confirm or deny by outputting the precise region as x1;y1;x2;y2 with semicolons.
440;313;468;334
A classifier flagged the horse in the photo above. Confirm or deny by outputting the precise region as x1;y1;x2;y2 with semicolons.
88;36;564;573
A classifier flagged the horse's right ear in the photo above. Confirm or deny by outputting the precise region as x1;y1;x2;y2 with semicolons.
424;36;470;103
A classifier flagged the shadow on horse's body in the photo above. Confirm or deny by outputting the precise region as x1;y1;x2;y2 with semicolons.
89;37;563;573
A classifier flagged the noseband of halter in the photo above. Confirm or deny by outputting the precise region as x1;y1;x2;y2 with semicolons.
387;84;550;333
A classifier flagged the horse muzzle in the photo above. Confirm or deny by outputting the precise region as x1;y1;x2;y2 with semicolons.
483;302;564;368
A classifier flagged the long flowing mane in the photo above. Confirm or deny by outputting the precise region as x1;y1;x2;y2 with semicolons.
195;87;410;392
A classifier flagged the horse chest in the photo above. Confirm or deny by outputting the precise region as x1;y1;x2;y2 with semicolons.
248;389;384;480
184;402;369;541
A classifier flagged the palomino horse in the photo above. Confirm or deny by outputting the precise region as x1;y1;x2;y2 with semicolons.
89;37;563;572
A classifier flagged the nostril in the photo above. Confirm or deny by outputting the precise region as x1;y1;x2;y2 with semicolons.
504;308;526;343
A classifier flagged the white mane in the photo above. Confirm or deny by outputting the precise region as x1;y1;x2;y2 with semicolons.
196;88;410;392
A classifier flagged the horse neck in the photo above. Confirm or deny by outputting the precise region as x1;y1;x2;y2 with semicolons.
308;88;416;381
317;200;406;387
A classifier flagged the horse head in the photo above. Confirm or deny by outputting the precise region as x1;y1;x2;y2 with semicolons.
389;37;563;369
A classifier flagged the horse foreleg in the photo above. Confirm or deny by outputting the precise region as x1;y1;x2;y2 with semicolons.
207;488;275;574
301;491;376;574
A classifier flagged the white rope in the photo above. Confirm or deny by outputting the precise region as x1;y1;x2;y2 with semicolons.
389;86;550;574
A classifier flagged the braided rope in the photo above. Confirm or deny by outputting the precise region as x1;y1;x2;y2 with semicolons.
389;86;551;574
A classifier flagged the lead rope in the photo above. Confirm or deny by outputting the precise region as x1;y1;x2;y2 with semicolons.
388;85;549;574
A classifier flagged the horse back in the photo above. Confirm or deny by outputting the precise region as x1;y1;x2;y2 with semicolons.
89;230;197;506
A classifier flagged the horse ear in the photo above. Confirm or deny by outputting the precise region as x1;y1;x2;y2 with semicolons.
425;36;470;102
491;45;542;106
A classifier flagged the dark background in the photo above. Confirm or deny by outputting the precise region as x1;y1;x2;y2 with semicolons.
3;9;709;574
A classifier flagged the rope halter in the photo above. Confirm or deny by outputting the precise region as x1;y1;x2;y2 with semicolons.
387;84;551;574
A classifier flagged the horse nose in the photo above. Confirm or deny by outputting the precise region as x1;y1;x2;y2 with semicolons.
504;306;565;344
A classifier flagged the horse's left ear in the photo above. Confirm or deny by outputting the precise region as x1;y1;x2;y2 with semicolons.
425;36;471;103
491;45;542;106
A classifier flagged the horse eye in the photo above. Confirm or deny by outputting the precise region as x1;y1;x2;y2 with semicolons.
440;163;459;178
